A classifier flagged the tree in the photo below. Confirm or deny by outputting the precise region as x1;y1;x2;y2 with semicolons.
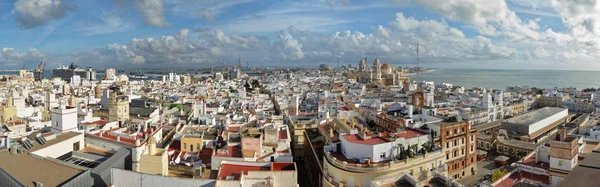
507;148;515;156
492;169;508;182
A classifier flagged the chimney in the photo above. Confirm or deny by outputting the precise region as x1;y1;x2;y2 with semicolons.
117;136;121;141
99;131;103;137
559;127;567;141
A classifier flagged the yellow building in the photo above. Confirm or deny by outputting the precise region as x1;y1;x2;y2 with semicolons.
139;137;168;176
0;96;17;123
108;91;130;125
537;95;567;108
181;134;204;152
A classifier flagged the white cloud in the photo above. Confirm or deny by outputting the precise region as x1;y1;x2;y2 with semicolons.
134;0;170;27
79;11;134;36
198;9;215;22
13;0;77;29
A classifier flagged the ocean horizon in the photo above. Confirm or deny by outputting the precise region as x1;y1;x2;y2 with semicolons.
408;68;600;90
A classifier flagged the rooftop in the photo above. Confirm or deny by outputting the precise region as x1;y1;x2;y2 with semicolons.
394;128;427;139
342;134;391;145
505;107;566;126
0;132;85;187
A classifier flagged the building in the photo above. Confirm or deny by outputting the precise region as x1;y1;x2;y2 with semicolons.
322;126;444;187
139;136;168;176
108;91;130;126
106;68;116;80
50;101;79;134
215;161;298;187
501;107;569;142
356;57;408;86
558;148;600;187
52;63;97;82
430;119;478;179
537;94;568;108
181;74;192;85
548;128;580;186
0;95;17;123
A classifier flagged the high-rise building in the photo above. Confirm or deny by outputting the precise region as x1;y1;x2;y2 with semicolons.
106;68;116;80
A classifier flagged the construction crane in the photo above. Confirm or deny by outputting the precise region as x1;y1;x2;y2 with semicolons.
34;59;44;81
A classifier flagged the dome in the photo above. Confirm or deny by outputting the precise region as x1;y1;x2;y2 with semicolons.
382;63;392;72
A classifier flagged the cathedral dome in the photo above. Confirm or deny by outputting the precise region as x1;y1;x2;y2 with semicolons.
381;63;393;74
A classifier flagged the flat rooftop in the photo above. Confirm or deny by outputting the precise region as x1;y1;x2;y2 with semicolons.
0;132;85;187
505;107;566;126
342;134;391;145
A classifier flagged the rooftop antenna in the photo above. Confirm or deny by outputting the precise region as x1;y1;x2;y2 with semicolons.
416;40;420;80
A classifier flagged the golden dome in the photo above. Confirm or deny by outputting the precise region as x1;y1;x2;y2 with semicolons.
381;63;393;74
382;63;392;70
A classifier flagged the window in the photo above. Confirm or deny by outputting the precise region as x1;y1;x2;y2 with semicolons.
461;149;464;155
446;131;450;136
471;135;474;141
471;146;474;152
56;121;59;127
446;154;449;159
197;143;201;150
454;140;457;146
446;142;450;148
380;152;386;159
462;127;465;132
183;143;187;149
190;145;194;152
462;161;465;166
559;160;563;166
454;129;458;134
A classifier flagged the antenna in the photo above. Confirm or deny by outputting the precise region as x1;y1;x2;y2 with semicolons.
416;40;419;80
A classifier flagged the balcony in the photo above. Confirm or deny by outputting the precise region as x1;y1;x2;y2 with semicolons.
323;145;444;173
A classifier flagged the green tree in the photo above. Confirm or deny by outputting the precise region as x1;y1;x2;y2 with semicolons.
492;169;508;182
508;148;515;156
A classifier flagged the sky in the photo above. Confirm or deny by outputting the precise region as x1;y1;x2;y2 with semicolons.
1;0;600;70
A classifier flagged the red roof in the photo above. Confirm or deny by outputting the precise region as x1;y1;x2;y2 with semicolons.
228;126;239;132
342;134;390;145
394;128;427;139
214;145;243;158
81;120;108;126
272;163;295;171
495;171;549;187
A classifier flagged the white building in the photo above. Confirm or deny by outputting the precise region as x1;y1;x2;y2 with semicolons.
50;100;79;134
106;68;116;80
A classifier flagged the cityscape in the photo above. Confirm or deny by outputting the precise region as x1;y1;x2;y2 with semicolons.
2;0;600;187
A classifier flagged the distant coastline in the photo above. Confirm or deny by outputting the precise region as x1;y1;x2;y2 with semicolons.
404;69;439;76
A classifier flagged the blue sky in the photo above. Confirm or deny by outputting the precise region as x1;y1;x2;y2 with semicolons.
1;0;599;70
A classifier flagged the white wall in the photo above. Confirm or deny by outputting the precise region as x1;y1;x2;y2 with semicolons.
340;134;395;162
31;133;84;158
111;168;215;187
536;146;550;163
550;156;577;171
529;109;568;134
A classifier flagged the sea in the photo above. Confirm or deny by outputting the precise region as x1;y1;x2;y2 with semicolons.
408;69;600;90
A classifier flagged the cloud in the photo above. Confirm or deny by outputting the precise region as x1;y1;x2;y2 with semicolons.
13;0;77;29
79;11;134;36
252;14;266;20
133;0;170;27
198;9;215;22
0;48;45;68
551;0;600;37
415;0;541;40
325;0;351;9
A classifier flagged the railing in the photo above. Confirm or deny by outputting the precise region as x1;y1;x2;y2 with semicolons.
323;147;444;173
